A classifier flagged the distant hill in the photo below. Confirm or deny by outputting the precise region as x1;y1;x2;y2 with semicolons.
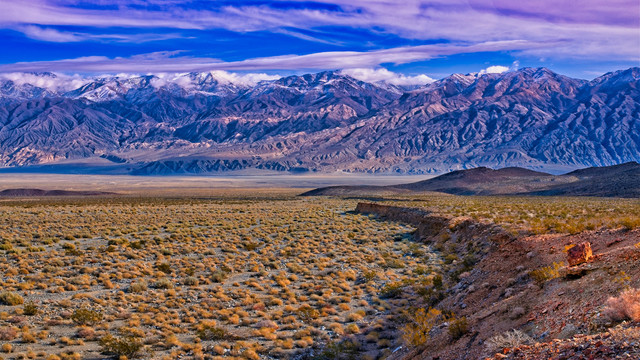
527;162;640;197
0;188;116;197
302;162;640;197
394;167;556;195
0;67;638;175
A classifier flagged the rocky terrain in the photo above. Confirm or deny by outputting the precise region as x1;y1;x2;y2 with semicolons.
0;67;638;174
354;203;640;360
303;162;640;198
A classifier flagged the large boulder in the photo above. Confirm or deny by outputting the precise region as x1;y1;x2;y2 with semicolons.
567;242;593;266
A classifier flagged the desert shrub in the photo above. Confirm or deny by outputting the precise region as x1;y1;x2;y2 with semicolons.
529;262;563;286
380;282;404;299
243;242;260;251
297;306;320;322
71;308;103;325
361;270;377;283
443;254;458;264
0;292;23;306
157;262;172;274
23;302;38;316
603;287;640;322
432;274;443;289
0;327;17;341
447;316;468;340
484;330;534;354
128;280;148;293
211;270;229;283
401;307;442;346
196;324;228;340
384;258;405;269
183;276;199;286
153;277;173;289
99;334;143;358
314;339;360;360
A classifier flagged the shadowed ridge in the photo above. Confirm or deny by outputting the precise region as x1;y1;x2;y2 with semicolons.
0;188;116;197
303;163;640;197
395;167;553;194
564;161;640;178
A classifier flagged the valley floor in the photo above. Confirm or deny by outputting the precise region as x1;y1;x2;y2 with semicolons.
0;182;637;359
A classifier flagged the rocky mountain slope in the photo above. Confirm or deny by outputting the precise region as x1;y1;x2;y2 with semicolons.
0;67;638;174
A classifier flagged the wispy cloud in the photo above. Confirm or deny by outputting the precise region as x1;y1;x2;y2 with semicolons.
17;25;187;43
0;41;540;73
0;0;637;71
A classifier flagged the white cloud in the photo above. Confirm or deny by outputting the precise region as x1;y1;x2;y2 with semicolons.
0;72;91;92
206;70;281;86
19;25;84;42
341;68;435;86
149;71;281;89
479;65;510;75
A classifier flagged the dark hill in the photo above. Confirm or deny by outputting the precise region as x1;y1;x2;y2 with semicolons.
528;162;640;197
302;163;640;198
395;167;553;194
0;188;116;197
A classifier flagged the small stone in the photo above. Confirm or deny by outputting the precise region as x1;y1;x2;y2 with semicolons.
510;306;526;319
504;287;515;297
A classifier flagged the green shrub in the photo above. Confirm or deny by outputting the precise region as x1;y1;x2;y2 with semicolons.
401;307;442;346
432;274;443;289
99;334;143;358
0;291;24;306
23;302;38;316
243;242;260;251
314;339;360;360
157;262;172;274
153;278;173;289
362;270;377;283
183;276;199;286
128;280;148;293
297;306;320;322
380;282;404;299
448;316;469;340
196;325;228;340
384;259;405;269
211;270;229;283
529;262;563;286
71;308;103;325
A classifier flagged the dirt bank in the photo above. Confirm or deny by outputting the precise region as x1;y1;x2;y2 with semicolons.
354;202;640;360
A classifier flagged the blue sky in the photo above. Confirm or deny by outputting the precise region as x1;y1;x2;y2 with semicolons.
0;0;638;81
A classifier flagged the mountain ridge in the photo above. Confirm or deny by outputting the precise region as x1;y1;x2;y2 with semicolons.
0;67;638;174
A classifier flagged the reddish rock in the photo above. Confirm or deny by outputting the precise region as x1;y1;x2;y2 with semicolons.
567;242;593;266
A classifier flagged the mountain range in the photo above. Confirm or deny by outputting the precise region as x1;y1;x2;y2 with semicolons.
0;67;638;175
